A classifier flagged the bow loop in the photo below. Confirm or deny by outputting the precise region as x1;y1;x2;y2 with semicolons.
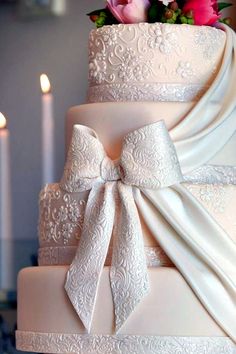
121;121;183;188
60;125;106;192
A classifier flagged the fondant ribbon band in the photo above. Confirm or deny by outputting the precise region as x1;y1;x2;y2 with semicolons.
87;82;208;103
16;331;236;354
60;121;183;332
38;245;174;267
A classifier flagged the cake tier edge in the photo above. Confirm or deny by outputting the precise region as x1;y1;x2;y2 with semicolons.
17;266;225;336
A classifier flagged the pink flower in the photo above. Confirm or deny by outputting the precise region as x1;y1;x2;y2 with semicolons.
183;0;220;26
107;0;150;24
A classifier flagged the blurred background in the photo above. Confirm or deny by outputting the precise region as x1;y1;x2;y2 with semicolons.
0;0;235;352
0;1;101;352
0;0;101;274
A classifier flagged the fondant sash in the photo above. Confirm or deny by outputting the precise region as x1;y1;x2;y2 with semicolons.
135;186;236;342
171;24;236;173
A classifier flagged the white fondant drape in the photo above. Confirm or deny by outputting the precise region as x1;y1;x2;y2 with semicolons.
171;24;236;174
134;185;236;341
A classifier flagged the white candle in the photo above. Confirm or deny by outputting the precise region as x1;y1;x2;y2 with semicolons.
40;74;55;186
0;113;14;290
52;0;66;16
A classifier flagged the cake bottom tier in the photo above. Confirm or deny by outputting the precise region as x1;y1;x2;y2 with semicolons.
16;266;236;353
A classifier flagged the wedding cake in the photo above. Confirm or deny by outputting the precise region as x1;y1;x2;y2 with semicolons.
16;3;236;353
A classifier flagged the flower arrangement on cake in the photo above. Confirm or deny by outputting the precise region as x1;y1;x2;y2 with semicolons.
88;0;232;27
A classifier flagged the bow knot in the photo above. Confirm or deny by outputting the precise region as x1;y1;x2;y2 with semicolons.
60;122;183;333
101;157;121;182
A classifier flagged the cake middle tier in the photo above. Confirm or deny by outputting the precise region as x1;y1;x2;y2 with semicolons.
38;182;236;264
66;102;236;166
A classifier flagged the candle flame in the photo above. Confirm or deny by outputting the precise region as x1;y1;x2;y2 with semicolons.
40;74;51;94
0;112;7;129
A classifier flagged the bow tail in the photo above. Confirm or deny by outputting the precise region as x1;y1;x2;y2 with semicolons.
110;182;150;332
65;182;116;332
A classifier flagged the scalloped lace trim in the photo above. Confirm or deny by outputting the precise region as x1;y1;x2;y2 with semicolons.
16;331;236;354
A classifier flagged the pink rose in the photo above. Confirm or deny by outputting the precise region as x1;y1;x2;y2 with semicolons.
183;0;220;26
107;0;150;24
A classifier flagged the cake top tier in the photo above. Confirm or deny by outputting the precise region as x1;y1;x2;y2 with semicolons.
87;23;226;103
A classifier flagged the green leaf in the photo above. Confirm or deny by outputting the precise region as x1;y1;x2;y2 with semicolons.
148;4;159;23
218;2;232;12
180;15;188;24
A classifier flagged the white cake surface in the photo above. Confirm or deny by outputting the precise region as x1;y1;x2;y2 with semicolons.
65;102;193;158
17;266;225;336
66;102;236;165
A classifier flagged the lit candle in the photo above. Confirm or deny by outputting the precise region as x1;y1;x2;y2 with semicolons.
0;112;14;290
40;74;55;186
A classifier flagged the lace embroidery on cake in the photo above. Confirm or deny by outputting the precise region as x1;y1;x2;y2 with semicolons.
60;122;183;333
184;165;236;215
87;23;225;102
87;82;207;103
183;182;236;242
146;24;178;54
38;184;86;246
185;184;228;214
195;27;225;60
16;331;236;354
117;48;153;83
38;245;174;267
184;165;236;185
89;52;107;85
176;61;195;79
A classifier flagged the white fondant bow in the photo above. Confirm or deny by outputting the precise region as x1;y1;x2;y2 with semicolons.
60;121;183;332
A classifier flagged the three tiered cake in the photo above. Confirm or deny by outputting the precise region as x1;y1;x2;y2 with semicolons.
16;15;236;354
